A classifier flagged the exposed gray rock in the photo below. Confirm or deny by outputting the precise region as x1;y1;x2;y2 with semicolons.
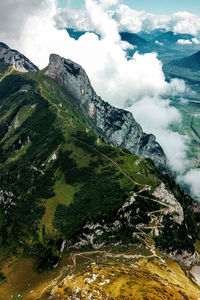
164;250;200;267
45;54;167;170
153;183;184;224
0;42;39;73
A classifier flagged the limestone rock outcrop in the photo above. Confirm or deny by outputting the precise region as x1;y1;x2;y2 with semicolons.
45;54;167;170
0;42;39;73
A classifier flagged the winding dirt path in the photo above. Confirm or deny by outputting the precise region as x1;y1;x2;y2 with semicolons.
0;67;14;82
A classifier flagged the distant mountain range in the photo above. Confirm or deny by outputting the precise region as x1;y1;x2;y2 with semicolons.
66;28;200;64
153;31;194;45
163;49;200;82
167;50;200;71
119;31;148;47
66;28;195;46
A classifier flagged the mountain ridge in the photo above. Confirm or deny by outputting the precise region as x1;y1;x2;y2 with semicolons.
45;53;167;171
163;49;200;82
0;42;39;73
167;50;200;71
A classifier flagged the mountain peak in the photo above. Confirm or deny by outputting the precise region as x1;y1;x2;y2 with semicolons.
0;42;39;73
0;42;9;49
45;54;167;170
47;54;83;81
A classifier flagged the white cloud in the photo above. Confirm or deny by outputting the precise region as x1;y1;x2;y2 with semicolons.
192;37;200;44
90;51;168;106
155;40;163;46
168;78;186;95
85;0;120;42
129;96;181;132
0;0;54;40
0;0;71;67
177;39;192;45
115;7;200;35
113;5;171;33
159;131;189;173
121;41;135;50
178;169;200;201
125;94;189;173
55;7;93;31
177;38;200;45
172;12;200;35
56;4;200;36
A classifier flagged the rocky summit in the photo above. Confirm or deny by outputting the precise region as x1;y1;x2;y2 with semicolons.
0;42;39;73
45;54;167;171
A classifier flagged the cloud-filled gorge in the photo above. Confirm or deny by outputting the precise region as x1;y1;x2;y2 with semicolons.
0;0;199;200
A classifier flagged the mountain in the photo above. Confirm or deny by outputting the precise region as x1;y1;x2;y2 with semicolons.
119;32;153;56
137;30;200;64
167;50;200;71
119;32;148;47
45;54;166;170
163;50;200;81
119;30;195;59
66;28;99;39
0;43;200;299
152;31;194;45
0;42;39;73
66;28;149;52
66;28;200;65
138;29;168;42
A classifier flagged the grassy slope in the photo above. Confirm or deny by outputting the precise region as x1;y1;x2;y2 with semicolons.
0;70;161;254
52;257;200;300
0;69;199;297
0;61;10;79
0;252;200;300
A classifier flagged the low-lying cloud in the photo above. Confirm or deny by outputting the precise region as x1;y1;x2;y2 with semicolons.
129;95;190;173
56;3;200;36
114;6;200;36
0;0;198;198
177;38;200;45
178;170;200;201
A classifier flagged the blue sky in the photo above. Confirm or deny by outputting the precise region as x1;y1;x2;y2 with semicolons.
58;0;200;15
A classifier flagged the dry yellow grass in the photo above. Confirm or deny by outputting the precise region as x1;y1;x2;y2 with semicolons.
1;253;200;299
52;257;200;300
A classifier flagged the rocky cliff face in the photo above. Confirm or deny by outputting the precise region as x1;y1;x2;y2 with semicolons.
0;42;39;72
45;54;167;170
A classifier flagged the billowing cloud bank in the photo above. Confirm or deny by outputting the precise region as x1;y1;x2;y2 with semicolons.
0;0;199;199
114;6;200;36
57;3;200;36
178;170;200;200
